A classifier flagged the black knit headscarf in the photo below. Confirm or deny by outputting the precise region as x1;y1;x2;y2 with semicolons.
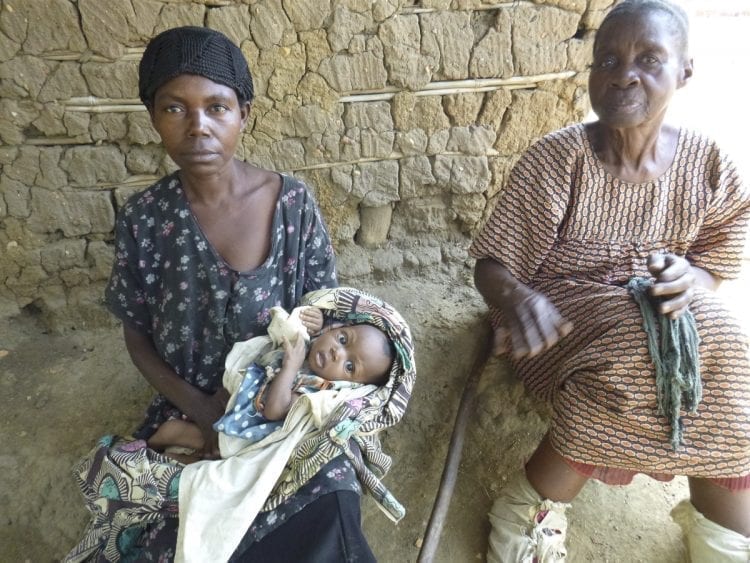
139;26;255;108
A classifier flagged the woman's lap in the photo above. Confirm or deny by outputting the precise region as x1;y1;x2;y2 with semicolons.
67;437;365;561
133;491;374;562
518;285;750;478
231;491;375;563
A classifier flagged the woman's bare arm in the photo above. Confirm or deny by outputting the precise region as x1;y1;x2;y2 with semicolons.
123;325;228;458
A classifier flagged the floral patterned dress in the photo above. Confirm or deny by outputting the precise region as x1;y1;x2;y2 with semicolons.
105;171;337;437
101;171;362;557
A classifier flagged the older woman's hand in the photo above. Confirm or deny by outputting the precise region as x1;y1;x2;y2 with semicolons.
474;259;572;359
648;253;696;319
495;286;573;359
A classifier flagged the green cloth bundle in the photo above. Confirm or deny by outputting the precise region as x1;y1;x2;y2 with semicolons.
627;276;702;451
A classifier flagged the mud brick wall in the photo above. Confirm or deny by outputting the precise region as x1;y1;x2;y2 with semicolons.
0;0;614;329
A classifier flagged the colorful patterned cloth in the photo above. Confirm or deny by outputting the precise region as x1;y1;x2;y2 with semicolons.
470;124;750;482
64;436;181;563
213;363;285;443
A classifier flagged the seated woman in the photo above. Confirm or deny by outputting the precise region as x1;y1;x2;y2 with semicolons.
470;1;750;561
65;25;415;563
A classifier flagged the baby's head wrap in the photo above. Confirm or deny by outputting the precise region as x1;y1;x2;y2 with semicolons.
138;26;254;107
264;287;417;522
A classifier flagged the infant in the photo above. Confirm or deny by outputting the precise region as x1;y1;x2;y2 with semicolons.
147;306;394;462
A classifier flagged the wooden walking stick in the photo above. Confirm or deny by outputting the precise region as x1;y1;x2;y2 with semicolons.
417;319;492;562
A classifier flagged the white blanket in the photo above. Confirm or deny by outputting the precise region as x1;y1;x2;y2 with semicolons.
175;317;374;563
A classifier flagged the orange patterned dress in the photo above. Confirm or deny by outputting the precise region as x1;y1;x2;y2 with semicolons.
470;124;750;484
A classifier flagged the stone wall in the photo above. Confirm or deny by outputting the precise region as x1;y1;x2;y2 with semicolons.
0;0;614;329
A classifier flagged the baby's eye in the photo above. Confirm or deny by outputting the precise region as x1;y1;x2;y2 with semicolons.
337;333;347;345
211;104;228;113
640;54;659;66
345;360;354;374
165;105;183;113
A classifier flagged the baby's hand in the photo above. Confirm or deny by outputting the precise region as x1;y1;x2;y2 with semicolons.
299;307;324;336
282;335;307;373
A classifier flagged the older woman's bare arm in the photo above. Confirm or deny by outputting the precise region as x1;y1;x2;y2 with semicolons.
474;258;573;359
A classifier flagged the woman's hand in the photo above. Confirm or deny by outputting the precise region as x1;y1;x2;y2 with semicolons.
474;259;572;359
190;387;230;460
299;307;324;336
648;253;696;319
123;326;231;459
495;286;573;359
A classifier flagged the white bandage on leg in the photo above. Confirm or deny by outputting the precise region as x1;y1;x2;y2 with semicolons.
671;500;750;563
487;471;570;563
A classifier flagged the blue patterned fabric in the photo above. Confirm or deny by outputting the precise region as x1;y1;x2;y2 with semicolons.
213;363;282;443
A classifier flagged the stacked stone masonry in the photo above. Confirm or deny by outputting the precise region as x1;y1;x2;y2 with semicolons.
0;0;614;328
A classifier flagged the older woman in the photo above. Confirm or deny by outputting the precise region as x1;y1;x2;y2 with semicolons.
470;1;750;560
87;26;376;561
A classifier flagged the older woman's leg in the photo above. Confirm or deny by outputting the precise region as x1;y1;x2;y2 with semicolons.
688;478;750;536
487;435;588;563
671;477;750;562
525;435;590;502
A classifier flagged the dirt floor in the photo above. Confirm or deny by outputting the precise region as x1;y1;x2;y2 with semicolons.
2;4;749;563
10;273;749;563
0;278;696;563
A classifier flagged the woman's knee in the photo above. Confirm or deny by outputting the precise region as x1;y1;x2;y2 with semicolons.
525;435;588;503
673;481;750;562
687;477;750;537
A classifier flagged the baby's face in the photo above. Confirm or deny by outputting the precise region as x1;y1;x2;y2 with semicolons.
308;324;392;384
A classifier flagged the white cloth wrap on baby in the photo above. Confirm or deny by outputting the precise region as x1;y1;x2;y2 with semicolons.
175;306;375;563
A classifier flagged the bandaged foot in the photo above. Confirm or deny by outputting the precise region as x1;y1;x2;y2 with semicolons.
671;500;750;563
487;471;570;563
